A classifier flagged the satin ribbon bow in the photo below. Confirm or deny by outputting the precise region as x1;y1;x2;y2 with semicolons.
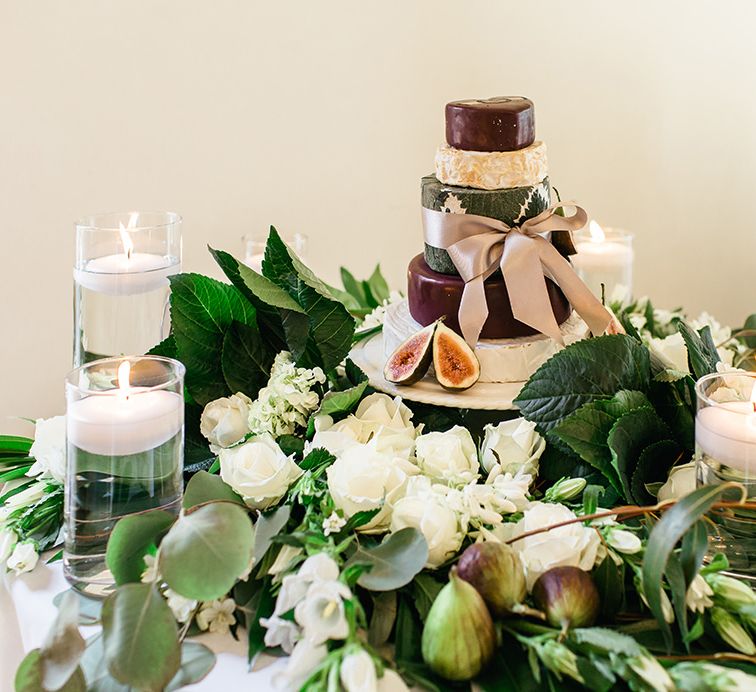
421;202;613;346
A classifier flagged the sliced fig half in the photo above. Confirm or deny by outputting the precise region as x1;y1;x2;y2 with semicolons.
433;322;480;391
384;322;436;385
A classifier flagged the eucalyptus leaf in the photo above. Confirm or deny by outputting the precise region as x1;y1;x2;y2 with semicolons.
101;583;181;690
182;470;245;510
40;591;86;691
160;503;254;601
515;335;651;433
165;642;216;691
15;650;86;692
346;527;428;591
105;510;175;585
253;505;291;566
221;320;274;397
52;589;102;626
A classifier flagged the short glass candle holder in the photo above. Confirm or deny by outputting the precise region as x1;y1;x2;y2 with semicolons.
571;222;634;303
242;231;308;273
695;370;756;580
64;355;185;597
73;211;182;367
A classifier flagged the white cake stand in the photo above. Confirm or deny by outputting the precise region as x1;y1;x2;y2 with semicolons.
349;332;523;411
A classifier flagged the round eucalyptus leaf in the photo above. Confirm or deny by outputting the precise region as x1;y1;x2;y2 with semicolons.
159;502;254;601
15;650;86;692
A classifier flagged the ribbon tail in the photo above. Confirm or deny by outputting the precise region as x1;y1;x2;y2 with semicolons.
458;275;488;347
501;234;565;345
536;238;613;337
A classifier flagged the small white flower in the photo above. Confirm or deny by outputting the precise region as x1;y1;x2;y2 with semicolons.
487;471;532;513
340;649;377;692
294;579;352;644
0;529;18;565
606;528;642;554
6;541;38;575
415;426;479;487
259;614;300;654
28;415;67;484
273;638;328;691
200;393;253;453
140;553;159;583
360;291;403;331
220;434;302;510
165;589;198;623
322;511;346;537
196;597;236;634
686;574;714;614
657;463;696;502
479;419;545;477
274;553;340;615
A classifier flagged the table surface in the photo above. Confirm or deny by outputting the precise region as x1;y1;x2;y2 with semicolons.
1;557;286;692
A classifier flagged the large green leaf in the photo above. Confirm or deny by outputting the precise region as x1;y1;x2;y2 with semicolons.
677;321;720;380
630;439;683;504
169;273;258;406
345;528;428;591
105;510;176;585
515;335;651;433
552;406;616;481
182;470;245;510
101;583;180;690
159;503;254;601
263;227;355;372
221;320;274;397
366;264;391;304
340;267;369;305
642;484;730;650
15;650;86;692
648;375;696;450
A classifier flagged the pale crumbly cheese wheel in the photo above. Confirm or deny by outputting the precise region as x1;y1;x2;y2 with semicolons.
434;141;549;191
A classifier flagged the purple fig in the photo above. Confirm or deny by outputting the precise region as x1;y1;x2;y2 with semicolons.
532;566;600;630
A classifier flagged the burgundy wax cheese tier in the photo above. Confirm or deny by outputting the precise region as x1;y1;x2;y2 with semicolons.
445;97;535;152
407;254;571;339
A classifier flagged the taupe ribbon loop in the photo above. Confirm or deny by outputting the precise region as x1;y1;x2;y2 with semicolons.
421;202;612;346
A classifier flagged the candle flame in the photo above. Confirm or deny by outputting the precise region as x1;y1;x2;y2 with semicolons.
589;220;606;243
118;212;139;260
118;360;131;396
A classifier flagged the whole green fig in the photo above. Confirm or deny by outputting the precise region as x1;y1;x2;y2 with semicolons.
421;568;496;681
456;541;526;616
532;566;600;630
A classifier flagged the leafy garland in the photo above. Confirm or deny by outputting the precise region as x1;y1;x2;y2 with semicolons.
5;228;756;692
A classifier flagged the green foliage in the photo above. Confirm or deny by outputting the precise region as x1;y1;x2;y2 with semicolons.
252;505;291;567
221;320;275;396
38;591;86;691
740;313;756;349
105;510;175;585
676;321;720;380
345;528;428;591
159;503;255;601
315;380;369;420
182;471;245;510
15;650;86;692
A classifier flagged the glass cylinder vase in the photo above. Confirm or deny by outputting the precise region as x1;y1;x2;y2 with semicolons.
571;222;633;303
64;356;185;597
695;370;756;580
73;211;182;367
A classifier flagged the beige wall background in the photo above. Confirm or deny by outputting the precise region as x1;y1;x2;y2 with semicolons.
1;0;755;433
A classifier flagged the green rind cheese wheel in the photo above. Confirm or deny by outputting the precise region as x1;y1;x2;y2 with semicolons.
421;175;552;275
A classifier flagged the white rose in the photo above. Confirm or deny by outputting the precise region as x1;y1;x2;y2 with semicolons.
501;502;601;590
657;463;696;502
354;394;417;459
647;333;689;373
340;649;377;692
6;541;39;575
28;416;67;484
415;426;479;486
390;478;464;569
200;393;252;453
326;442;417;533
219;434;302;510
305;415;363;457
480;418;545;477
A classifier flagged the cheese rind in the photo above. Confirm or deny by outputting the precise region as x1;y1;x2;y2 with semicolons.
435;141;549;190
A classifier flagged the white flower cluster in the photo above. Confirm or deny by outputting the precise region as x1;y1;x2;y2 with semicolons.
358;290;404;331
200;351;325;453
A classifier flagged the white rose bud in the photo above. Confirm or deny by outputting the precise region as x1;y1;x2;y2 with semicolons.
6;541;39;575
657;463;696;502
219;434;302;510
340;649;377;692
415;426;479;487
480;418;545;476
200;393;253;453
647;333;689;373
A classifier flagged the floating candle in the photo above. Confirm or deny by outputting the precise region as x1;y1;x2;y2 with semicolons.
571;221;634;300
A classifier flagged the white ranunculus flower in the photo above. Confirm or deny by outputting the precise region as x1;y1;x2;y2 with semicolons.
326;442;417;533
294;579;352;644
647;333;689;373
657;463;696;502
479;418;545;477
219;434;302;510
390;478;464;569
340;649;377;692
6;541;38;575
28;416;67;484
686;574;714;614
606;528;642;554
415;426;479;487
200;393;252;452
500;502;601;590
196;597;236;634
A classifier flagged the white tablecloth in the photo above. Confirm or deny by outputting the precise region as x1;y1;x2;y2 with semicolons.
1;559;286;692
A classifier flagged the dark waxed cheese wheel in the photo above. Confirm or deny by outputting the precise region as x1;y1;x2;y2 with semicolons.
422;175;551;275
446;97;535;152
407;254;571;340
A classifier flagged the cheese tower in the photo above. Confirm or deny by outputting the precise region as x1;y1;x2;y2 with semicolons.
384;97;590;384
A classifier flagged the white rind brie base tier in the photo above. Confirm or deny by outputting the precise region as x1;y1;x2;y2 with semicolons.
434;141;548;190
384;299;589;384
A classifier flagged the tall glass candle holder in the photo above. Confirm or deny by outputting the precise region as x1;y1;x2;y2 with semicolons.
571;221;633;302
695;370;756;579
64;356;185;597
73;211;182;367
242;230;308;273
